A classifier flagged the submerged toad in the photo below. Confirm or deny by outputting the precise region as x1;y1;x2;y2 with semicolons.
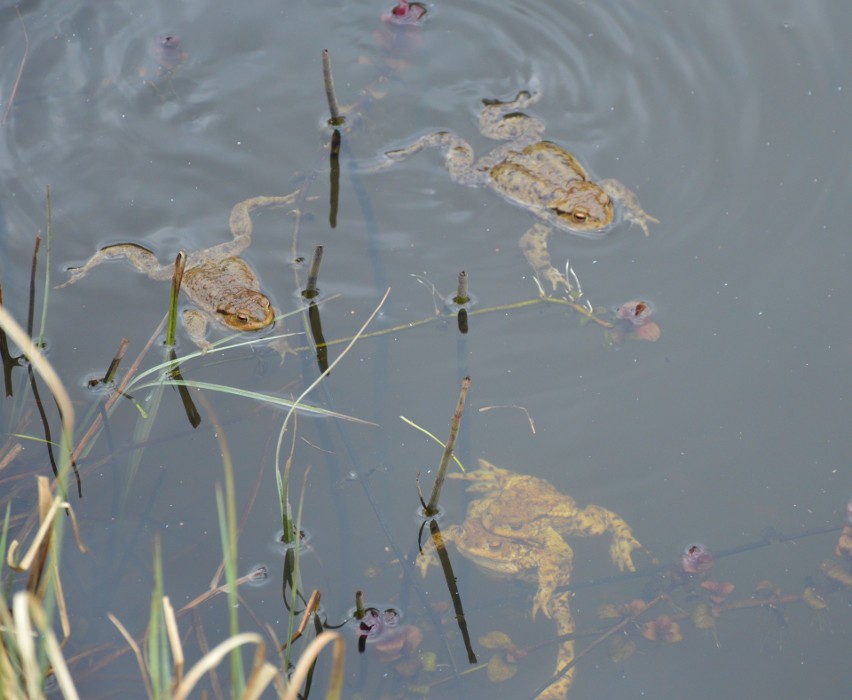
382;90;657;239
420;459;643;699
60;193;298;352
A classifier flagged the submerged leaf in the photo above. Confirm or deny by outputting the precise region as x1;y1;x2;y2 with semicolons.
664;621;683;643
597;604;622;620
835;526;852;560
754;580;780;598
803;587;828;610
634;321;661;342
487;653;518;683
609;636;636;663
420;651;437;672
639;621;657;642
479;630;514;650
820;559;852;588
692;603;716;630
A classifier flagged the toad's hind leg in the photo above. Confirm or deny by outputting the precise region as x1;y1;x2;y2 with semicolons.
479;90;545;142
220;192;301;257
382;132;479;186
537;591;576;700
58;243;171;288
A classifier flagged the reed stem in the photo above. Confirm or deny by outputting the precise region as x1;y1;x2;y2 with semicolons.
426;376;471;515
322;49;344;126
166;251;187;347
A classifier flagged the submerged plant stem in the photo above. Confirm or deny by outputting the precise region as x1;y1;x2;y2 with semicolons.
425;376;471;515
322;49;343;126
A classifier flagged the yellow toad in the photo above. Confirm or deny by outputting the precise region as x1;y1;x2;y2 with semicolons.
421;459;642;699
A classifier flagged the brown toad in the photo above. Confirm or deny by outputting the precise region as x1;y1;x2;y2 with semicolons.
60;193;298;352
420;459;642;699
382;90;657;239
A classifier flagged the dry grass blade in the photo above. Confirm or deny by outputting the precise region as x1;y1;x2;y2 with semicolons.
0;442;24;471
2;8;29;126
280;590;321;650
478;404;536;433
6;477;86;635
282;630;345;700
6;495;63;572
173;632;277;700
0;602;23;693
12;592;40;699
242;643;281;700
23;592;81;700
108;612;155;700
177;568;268;615
162;596;184;688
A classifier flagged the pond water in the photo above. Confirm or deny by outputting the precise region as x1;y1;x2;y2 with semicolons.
1;0;851;697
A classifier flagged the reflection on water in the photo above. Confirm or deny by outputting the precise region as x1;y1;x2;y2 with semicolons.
1;0;851;697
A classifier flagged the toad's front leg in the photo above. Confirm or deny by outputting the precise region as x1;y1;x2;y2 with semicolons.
599;179;659;236
572;504;642;572
182;309;213;353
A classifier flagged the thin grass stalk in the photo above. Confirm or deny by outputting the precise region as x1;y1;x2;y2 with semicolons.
274;288;389;542
123;367;165;509
1;504;11;598
216;485;246;695
399;416;466;473
278;414;298;547
283;467;311;674
2;7;28;125
147;536;170;699
138;379;371;423
108;612;155;700
204;395;246;695
36;186;52;349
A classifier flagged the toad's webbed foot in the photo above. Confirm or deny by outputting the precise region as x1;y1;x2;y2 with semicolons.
599;179;659;236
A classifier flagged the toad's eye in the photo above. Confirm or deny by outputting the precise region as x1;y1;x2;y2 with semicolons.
236;312;249;323
571;206;589;223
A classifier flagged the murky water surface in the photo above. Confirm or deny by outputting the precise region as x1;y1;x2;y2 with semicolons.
1;0;851;697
